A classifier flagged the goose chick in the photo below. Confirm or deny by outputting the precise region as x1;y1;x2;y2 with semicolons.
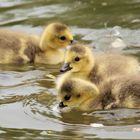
59;43;139;85
0;23;73;64
57;78;101;111
58;74;140;111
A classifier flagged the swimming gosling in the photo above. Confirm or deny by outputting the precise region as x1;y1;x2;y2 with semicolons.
0;23;73;64
59;43;139;85
58;75;140;111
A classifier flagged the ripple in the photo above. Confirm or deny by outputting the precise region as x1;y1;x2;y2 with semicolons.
5;4;69;18
0;102;63;130
78;27;140;52
0;0;27;8
0;70;46;86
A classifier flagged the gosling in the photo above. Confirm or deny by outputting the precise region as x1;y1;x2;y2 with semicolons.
58;75;140;111
58;43;139;86
0;23;73;64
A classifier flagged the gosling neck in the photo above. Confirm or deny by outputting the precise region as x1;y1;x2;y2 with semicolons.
36;40;64;64
39;30;58;52
44;45;59;52
39;40;57;52
74;59;95;80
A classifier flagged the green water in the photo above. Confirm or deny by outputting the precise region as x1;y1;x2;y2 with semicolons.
0;0;140;139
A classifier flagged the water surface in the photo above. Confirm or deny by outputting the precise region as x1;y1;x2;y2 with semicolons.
0;0;140;139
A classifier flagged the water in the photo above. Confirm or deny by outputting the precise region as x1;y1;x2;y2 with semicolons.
0;0;140;139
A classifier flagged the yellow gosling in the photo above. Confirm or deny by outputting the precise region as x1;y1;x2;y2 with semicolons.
57;74;140;111
59;43;139;85
0;22;73;64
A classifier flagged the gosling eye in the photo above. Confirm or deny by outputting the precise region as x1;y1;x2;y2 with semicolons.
64;95;71;101
75;57;80;62
60;36;66;41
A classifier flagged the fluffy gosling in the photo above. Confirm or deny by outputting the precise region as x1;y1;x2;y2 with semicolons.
57;74;140;111
59;43;139;85
0;23;73;64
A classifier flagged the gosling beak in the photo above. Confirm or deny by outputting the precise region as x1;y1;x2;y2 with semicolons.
70;40;73;44
60;63;72;73
70;39;77;45
59;101;67;108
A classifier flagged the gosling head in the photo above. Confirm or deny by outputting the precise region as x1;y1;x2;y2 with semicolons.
60;44;95;74
57;78;99;111
40;22;73;50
